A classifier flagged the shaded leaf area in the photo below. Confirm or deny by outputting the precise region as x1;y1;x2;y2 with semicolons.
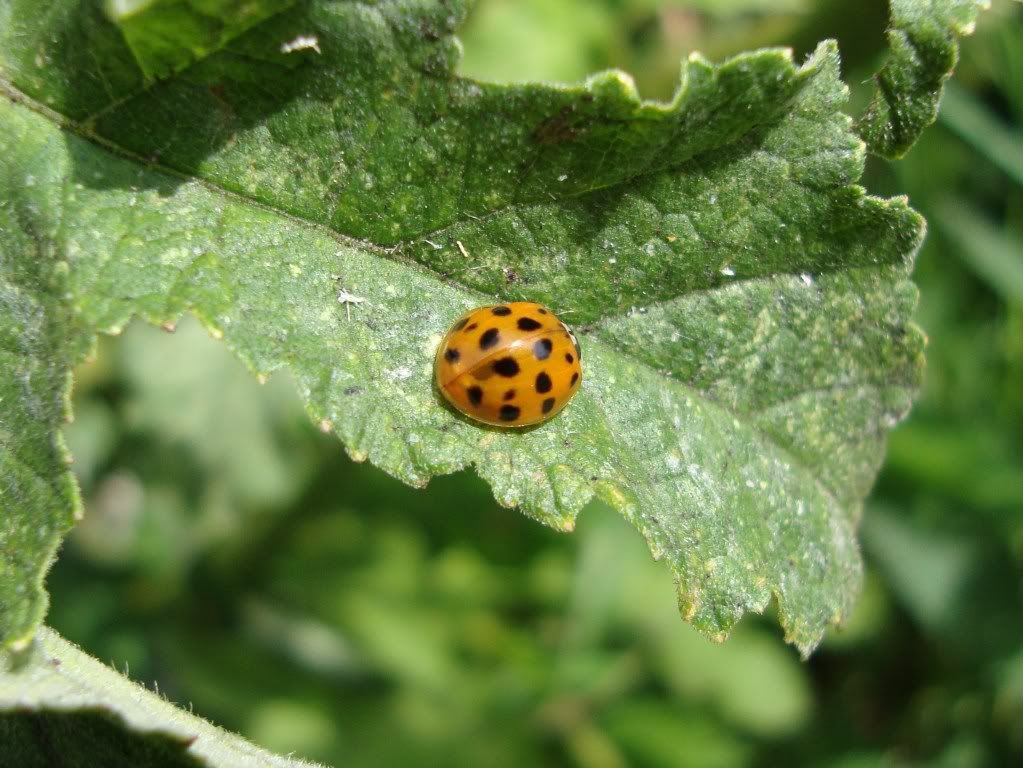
0;0;928;655
858;0;989;158
0;628;321;768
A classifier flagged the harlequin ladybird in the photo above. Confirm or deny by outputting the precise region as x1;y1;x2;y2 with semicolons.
435;302;582;427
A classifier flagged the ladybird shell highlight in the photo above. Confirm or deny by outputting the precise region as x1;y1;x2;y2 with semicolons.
435;302;582;427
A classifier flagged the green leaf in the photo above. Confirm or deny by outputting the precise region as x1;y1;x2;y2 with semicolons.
0;0;928;658
0;134;83;651
106;0;298;81
858;0;990;159
0;627;322;767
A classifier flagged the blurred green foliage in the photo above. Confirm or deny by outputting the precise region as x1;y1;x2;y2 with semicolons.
47;0;1023;765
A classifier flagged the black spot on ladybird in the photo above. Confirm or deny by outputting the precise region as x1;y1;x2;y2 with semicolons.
538;308;548;314
493;357;520;377
503;389;516;401
499;404;521;421
565;353;574;363
467;386;483;406
479;328;500;350
536;372;552;393
542;397;556;414
517;317;542;331
571;372;579;386
465;322;478;332
444;348;460;363
533;338;553;360
491;306;512;316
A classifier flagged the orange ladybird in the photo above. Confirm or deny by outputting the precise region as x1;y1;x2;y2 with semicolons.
435;302;582;427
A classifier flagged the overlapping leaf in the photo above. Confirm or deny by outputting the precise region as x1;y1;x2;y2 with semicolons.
858;0;990;158
0;628;321;767
0;0;934;659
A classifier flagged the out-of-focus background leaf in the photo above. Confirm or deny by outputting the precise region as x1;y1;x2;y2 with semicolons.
38;0;1023;765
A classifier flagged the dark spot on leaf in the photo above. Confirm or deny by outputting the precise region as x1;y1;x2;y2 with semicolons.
492;306;512;316
480;328;500;349
542;397;556;414
533;338;553;360
536;372;552;393
518;317;542;331
467;386;483;406
343;386;363;396
419;19;441;40
533;106;584;144
493;357;520;377
499;405;521;421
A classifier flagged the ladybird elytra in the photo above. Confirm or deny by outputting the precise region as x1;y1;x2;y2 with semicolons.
435;302;582;427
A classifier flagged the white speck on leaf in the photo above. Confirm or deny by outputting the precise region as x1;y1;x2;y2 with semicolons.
425;334;443;357
281;35;321;54
335;282;367;320
387;366;413;381
721;266;735;277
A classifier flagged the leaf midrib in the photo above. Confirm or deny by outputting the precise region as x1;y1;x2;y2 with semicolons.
0;77;852;508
